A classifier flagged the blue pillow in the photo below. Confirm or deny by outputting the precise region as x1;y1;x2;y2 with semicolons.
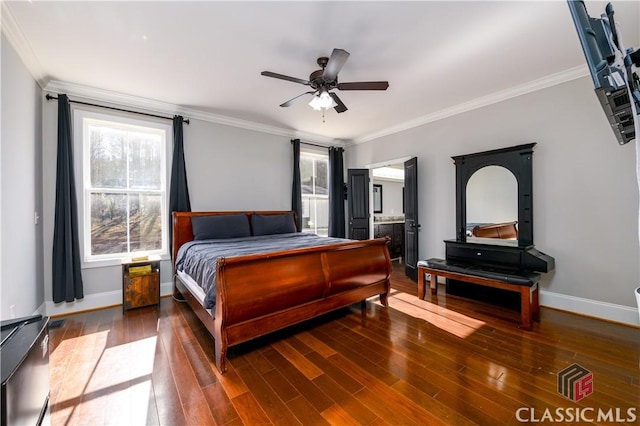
191;214;251;240
251;213;296;236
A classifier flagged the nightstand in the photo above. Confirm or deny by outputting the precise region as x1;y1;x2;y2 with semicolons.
121;255;161;313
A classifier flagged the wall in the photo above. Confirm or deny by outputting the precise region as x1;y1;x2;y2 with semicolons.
185;120;293;211
1;34;44;319
346;76;640;324
41;101;296;314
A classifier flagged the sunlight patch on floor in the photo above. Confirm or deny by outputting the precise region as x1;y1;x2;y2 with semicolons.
50;333;157;425
374;292;486;338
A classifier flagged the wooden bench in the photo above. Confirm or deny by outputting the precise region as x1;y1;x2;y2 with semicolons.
417;259;541;330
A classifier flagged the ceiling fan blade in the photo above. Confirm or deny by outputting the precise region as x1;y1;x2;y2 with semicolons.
261;71;310;86
322;49;350;81
329;92;348;113
280;91;316;107
337;81;389;91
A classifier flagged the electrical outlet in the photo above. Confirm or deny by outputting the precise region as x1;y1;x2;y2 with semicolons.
9;305;16;318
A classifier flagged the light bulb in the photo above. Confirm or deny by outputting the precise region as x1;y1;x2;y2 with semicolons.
319;91;336;109
308;95;323;111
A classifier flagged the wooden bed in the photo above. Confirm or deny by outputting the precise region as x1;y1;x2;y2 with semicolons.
172;210;392;373
471;221;518;239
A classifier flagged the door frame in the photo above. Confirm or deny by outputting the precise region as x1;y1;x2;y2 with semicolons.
365;156;413;237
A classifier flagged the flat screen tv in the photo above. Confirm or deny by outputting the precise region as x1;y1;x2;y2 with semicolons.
567;0;640;145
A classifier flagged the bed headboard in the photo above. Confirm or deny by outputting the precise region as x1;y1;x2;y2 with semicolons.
172;210;299;263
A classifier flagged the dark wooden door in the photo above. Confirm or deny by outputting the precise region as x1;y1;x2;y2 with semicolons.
347;169;370;240
404;157;419;281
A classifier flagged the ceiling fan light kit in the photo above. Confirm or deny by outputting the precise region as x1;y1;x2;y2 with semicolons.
261;48;389;118
308;91;337;111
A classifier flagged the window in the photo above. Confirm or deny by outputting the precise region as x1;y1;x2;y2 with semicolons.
76;110;170;263
300;150;329;236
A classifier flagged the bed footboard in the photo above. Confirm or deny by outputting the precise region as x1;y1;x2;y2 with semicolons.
212;238;390;372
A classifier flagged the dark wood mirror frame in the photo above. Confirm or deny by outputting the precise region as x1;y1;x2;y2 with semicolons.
373;184;383;214
453;143;536;247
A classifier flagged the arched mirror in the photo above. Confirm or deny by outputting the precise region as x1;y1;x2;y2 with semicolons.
466;165;518;242
453;143;535;247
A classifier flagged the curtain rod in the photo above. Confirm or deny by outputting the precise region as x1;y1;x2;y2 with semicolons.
45;94;190;125
291;139;340;150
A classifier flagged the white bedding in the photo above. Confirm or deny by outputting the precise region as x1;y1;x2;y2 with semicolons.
176;269;208;310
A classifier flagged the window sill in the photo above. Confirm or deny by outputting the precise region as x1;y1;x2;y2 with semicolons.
82;253;170;269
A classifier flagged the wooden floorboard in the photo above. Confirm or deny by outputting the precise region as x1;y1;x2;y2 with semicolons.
48;261;640;425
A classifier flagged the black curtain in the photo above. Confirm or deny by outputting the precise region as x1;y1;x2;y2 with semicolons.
328;147;346;238
169;116;191;254
52;94;84;303
291;139;302;231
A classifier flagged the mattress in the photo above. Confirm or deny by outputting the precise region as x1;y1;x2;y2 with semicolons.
175;232;349;309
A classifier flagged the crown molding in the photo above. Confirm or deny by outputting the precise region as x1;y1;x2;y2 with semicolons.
1;1;48;88
44;80;341;147
2;4;338;146
43;66;590;149
5;0;587;150
349;65;590;146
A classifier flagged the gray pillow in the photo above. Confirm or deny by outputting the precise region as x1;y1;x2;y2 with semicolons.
251;213;296;236
191;214;251;240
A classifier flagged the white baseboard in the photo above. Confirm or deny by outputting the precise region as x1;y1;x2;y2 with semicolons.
34;302;47;317
540;290;640;327
43;281;174;317
41;281;640;327
429;276;640;327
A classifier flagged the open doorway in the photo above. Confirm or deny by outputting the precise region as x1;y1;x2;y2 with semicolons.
348;157;418;280
371;162;405;262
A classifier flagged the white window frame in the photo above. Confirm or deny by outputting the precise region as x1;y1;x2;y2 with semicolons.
301;149;329;236
73;109;172;267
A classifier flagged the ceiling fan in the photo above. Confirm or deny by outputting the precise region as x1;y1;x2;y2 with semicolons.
261;48;389;113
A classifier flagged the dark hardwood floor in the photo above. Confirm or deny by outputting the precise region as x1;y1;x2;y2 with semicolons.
48;262;639;425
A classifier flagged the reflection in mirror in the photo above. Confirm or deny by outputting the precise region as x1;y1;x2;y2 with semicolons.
466;166;518;242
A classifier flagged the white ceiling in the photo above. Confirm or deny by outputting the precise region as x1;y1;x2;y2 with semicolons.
3;1;639;144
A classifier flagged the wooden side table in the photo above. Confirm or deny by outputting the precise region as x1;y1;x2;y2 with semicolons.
121;255;161;313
